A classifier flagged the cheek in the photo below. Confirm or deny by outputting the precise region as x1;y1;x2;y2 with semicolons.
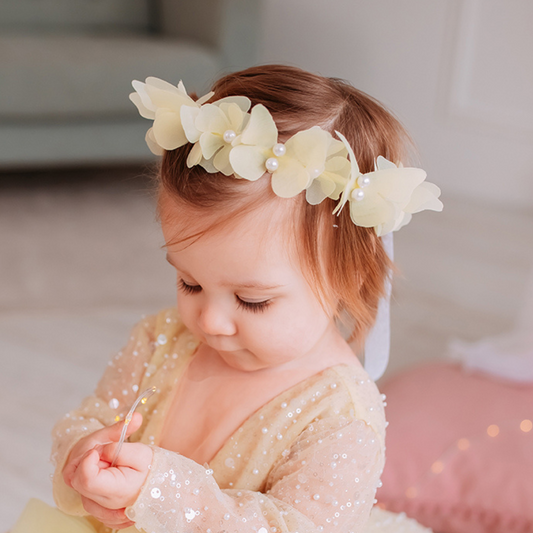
176;293;198;332
241;299;330;357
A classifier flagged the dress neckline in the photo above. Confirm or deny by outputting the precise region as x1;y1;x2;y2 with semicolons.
159;354;365;465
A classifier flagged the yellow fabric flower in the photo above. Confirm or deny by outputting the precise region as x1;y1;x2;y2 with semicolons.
130;76;443;236
228;104;279;181
305;138;350;205
129;77;214;154
180;97;251;175
230;109;347;199
334;133;443;236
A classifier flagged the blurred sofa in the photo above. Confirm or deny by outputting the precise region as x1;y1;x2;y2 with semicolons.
0;0;260;168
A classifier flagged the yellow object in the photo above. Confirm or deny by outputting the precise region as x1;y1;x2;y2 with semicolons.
130;77;443;236
12;499;98;533
12;499;141;533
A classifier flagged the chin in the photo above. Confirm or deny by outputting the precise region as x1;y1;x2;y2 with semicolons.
218;350;263;371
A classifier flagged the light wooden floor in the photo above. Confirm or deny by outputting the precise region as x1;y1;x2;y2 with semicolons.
1;168;532;527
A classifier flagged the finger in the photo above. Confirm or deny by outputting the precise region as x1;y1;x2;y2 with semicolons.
63;446;99;488
71;448;108;499
62;413;141;491
99;442;153;472
72;447;138;507
104;521;135;530
94;412;144;446
81;496;134;528
63;462;75;488
64;413;144;481
122;411;143;437
112;523;136;530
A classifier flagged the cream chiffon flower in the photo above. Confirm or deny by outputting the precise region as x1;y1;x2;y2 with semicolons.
129;77;214;154
228;104;279;180
230;108;349;199
181;97;251;175
334;133;443;236
130;76;443;235
305;139;350;205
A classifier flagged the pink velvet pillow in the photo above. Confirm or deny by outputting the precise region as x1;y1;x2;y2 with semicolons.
376;362;533;533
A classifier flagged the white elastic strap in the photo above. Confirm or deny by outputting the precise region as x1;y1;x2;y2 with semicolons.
362;232;394;380
337;233;393;381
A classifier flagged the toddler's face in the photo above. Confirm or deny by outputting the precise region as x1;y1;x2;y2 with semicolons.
160;193;338;372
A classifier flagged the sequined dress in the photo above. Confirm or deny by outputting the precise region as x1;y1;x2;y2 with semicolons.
25;308;430;533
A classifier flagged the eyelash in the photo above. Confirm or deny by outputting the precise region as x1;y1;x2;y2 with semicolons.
178;279;202;295
178;279;272;314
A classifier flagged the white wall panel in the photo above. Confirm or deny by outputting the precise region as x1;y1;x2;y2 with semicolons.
259;0;533;207
447;0;533;135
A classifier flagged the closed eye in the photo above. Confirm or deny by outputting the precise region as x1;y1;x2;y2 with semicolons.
178;279;202;294
179;279;272;313
236;297;272;313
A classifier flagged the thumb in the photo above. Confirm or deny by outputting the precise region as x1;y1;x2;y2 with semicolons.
125;412;143;437
97;412;143;445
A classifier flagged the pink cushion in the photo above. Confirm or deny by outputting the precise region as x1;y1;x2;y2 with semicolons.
377;362;533;533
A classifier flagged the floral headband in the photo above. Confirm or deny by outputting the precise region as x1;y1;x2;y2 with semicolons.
130;77;443;236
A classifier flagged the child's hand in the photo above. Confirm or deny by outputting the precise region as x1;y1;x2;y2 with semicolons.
69;430;153;511
63;412;143;489
80;495;136;529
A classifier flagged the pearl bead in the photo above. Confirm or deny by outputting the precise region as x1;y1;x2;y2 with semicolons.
273;143;286;157
265;157;279;172
308;167;322;179
352;189;365;202
223;129;236;143
358;175;371;188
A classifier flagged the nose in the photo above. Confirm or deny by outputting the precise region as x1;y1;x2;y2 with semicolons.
197;300;237;337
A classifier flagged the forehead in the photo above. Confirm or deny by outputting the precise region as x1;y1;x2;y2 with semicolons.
159;192;301;279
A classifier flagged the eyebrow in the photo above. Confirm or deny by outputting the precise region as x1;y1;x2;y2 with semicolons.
225;281;284;290
166;254;284;291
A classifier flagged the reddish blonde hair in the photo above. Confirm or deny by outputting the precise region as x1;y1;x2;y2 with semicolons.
159;65;412;347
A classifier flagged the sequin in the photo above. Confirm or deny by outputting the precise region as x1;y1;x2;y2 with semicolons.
157;334;167;345
50;314;406;533
108;398;119;409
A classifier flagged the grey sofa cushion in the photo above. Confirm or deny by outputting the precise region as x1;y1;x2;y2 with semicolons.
0;0;150;32
0;34;221;120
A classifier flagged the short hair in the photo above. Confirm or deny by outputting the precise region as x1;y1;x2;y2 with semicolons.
159;65;412;347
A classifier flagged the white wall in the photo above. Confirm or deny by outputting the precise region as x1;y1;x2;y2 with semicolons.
259;0;533;208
